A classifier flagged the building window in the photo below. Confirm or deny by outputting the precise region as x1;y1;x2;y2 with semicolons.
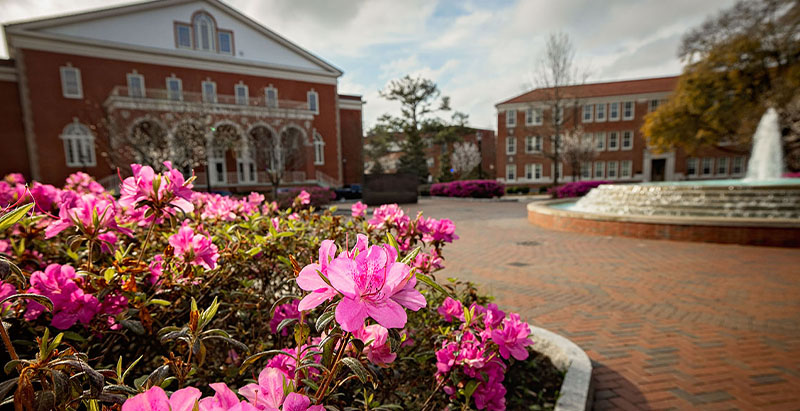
127;72;145;98
534;163;542;179
307;90;319;114
209;147;226;183
552;163;563;179
609;102;619;121
621;160;632;178
202;81;217;103
732;156;745;175
265;86;278;108
687;158;698;177
581;162;591;179
595;103;606;122
525;135;541;153
218;31;233;55
506;110;516;127
314;131;325;165
60;66;83;99
506;165;516;181
623;101;634;120
526;107;542;125
608;132;619;151
702;158;713;176
193;12;216;52
607;161;618;179
594;161;604;178
60;120;95;167
524;164;533;180
235;83;248;105
649;99;661;112
237;159;256;183
582;105;593;123
166;77;183;101
717;157;728;175
554;107;564;125
595;132;605;151
621;130;633;150
506;136;516;155
175;23;192;48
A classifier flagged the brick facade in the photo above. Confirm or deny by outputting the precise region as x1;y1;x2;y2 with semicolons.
0;64;30;178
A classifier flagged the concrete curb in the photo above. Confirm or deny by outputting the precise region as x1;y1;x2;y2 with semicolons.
529;323;593;411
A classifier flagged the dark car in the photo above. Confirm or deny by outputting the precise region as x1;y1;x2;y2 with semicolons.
334;184;362;200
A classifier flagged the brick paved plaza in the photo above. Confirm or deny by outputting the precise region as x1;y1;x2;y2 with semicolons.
405;198;800;410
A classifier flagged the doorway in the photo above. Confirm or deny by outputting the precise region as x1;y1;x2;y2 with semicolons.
651;159;666;182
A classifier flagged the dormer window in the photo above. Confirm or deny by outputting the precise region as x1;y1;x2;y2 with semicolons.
175;23;192;48
194;13;216;51
176;11;234;55
218;31;233;55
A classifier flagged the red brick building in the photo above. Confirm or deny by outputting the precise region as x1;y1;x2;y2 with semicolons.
495;76;749;187
0;0;363;191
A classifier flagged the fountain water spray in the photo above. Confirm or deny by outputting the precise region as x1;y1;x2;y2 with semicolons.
745;108;784;181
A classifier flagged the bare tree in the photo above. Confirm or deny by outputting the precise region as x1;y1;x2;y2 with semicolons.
533;32;590;187
561;128;597;182
450;141;481;177
249;126;305;200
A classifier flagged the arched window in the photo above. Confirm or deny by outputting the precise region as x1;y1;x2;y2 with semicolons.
313;131;325;165
193;13;216;52
60;120;96;167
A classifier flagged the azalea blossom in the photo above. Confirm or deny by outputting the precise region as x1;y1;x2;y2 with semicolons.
491;313;533;360
45;194;132;251
351;201;367;218
437;297;464;322
119;162;194;218
297;190;311;205
270;299;300;336
121;386;201;411
0;280;16;310
354;324;396;366
25;264;100;329
295;240;339;312
168;220;219;270
367;204;410;230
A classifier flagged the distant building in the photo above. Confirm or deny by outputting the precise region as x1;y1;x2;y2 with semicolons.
495;76;748;187
364;127;496;181
0;0;363;191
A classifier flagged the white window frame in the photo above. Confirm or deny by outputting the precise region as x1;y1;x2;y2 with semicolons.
595;103;606;122
307;90;319;114
551;162;564;180
623;101;635;120
202;80;217;103
580;162;591;179
313;131;325;165
526;107;542;125
609;102;619;121
127;72;145;98
717;157;728;176
209;147;227;184
732;156;745;175
525;163;533;180
582;104;593;123
193;13;216;52
166;77;183;101
621;130;633;150
265;86;278;108
60;121;96;167
620;160;632;178
217;31;233;55
525;135;541;153
595;132;606;151
701;158;713;176
607;161;618;180
649;99;660;112
506;136;517;155
687;158;698;177
506;164;516;181
235;83;249;105
60;66;83;99
594;161;605;178
237;158;257;184
607;131;619;151
506;110;517;127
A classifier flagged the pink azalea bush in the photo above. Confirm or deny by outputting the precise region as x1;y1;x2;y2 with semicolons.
551;180;611;198
431;180;505;198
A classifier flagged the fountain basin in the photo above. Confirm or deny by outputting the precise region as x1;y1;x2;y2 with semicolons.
528;189;800;248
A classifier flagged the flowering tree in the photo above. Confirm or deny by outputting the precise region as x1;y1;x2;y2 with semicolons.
450;141;482;178
561;128;597;182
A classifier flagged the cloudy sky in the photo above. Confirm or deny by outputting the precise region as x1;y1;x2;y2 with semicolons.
0;0;736;130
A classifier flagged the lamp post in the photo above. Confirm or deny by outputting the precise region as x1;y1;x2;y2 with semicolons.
476;131;483;179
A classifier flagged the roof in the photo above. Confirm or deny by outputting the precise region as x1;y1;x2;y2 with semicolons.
337;94;363;101
496;76;679;107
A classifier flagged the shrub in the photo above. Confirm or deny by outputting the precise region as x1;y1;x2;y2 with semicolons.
551;180;611;198
418;183;432;196
430;180;505;198
506;186;530;195
276;186;335;209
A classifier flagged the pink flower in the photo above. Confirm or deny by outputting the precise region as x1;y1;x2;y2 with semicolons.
354;324;396;366
122;386;201;411
297;190;311;205
367;204;410;230
25;264;100;329
491;313;533;360
422;218;458;243
148;255;164;285
239;366;323;410
0;280;16;310
326;239;426;332
473;379;507;411
198;383;242;411
437;297;464;322
270;299;300;336
30;182;60;213
350;201;367;218
168;220;219;270
4;173;25;185
65;172;105;194
435;341;458;374
296;240;339;312
119;162;194;218
282;392;324;411
45;194;132;250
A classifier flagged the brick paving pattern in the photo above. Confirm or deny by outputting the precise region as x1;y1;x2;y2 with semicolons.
405;199;800;410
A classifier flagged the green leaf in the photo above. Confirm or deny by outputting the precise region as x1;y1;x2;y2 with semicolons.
315;311;335;333
122;355;143;383
464;380;479;400
294;323;310;346
340;357;369;384
400;246;422;265
385;231;400;255
103;268;115;283
276;318;298;334
0;203;33;232
269;295;299;317
415;272;452;297
239;350;290;374
0;293;53;312
147;299;171;307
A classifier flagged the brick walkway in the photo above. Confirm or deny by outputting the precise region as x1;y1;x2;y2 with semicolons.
405;198;800;410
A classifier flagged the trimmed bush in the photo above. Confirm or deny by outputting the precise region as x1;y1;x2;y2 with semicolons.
506;186;530;195
276;186;335;209
431;180;505;198
552;180;611;198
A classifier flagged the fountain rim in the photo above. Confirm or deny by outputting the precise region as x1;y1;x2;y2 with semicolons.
529;198;800;228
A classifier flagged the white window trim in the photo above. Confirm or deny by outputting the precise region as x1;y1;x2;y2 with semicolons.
580;162;591;179
731;156;746;176
506;136;517;155
607;161;618;180
209;150;227;184
609;102;620;121
235;83;249;105
607;131;619;151
620;160;632;178
194;13;216;52
595;132;606;151
701;158;713;176
524;163;533;180
582;105;593;123
623;101;635;120
166;76;183;101
313;131;325;165
525;108;543;126
202;80;217;103
525;135;542;153
506;110;517;127
716;157;729;176
506;164;517;181
60;120;96;167
621;130;633;151
126;72;145;98
687;158;698;177
265;85;278;108
60;66;83;99
175;24;193;49
218;31;234;55
307;90;319;114
594;161;605;179
237;158;257;184
595;103;607;122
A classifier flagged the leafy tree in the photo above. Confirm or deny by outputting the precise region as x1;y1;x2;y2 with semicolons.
643;0;800;164
378;75;452;183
